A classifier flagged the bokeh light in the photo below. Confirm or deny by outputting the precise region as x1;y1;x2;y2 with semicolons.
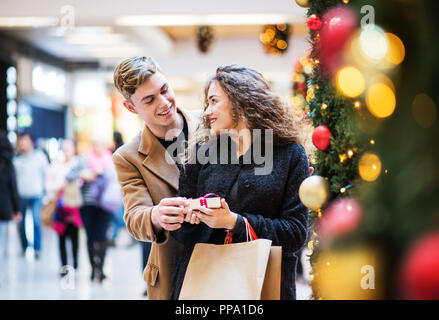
369;73;395;92
366;83;396;118
336;66;365;97
360;25;388;61
385;33;405;65
411;93;437;128
313;247;382;299
358;152;382;182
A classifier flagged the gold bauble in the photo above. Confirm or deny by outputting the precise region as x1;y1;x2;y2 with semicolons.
313;246;383;300
299;175;329;210
295;0;310;8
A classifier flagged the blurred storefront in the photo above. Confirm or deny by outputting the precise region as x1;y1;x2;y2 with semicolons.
1;58;19;147
13;57;70;160
0;37;142;158
71;70;143;154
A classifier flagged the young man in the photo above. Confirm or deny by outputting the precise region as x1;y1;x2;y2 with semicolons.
13;132;48;259
112;56;201;299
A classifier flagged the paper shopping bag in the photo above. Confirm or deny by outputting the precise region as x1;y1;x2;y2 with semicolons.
178;238;273;300
63;180;83;208
41;198;57;227
261;245;282;300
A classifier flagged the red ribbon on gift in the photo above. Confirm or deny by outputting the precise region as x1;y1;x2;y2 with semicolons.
188;194;258;244
189;193;221;207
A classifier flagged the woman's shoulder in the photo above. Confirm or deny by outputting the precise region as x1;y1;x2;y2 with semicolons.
275;142;307;159
274;142;309;172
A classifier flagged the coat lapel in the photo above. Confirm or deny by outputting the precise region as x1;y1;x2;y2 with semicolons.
179;107;201;145
138;107;202;191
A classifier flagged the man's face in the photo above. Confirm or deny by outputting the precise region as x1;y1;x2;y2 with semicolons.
17;135;33;154
123;72;179;131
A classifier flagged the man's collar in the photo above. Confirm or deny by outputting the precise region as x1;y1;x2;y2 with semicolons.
138;106;200;156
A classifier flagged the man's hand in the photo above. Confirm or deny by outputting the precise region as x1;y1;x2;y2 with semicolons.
151;197;189;231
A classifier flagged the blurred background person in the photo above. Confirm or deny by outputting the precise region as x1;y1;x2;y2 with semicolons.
13;132;48;259
107;131;126;247
0;131;22;266
112;132;124;153
45;139;83;277
78;136;113;283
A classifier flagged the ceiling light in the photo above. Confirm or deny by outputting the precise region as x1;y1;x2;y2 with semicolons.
0;17;59;28
83;46;144;58
116;14;298;26
65;33;128;45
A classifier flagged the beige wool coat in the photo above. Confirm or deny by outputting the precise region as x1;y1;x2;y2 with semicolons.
112;107;200;300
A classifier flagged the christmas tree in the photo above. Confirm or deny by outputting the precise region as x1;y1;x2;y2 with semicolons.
293;0;439;299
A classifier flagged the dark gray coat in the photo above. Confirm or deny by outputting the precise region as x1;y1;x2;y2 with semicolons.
171;137;310;300
0;151;20;221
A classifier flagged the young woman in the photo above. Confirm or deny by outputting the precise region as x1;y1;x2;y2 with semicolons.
78;137;114;283
45;139;83;276
170;65;310;300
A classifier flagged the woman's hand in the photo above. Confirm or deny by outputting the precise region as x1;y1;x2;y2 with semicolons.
184;208;201;225
79;169;97;182
195;198;238;230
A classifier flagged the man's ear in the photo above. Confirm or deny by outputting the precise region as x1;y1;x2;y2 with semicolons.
123;100;138;114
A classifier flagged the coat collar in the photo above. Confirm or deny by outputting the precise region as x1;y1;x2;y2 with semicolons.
138;106;201;191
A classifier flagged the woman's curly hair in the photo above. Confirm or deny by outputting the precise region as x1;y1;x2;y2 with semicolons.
199;65;300;146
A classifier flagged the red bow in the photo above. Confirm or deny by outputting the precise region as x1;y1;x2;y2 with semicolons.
188;193;221;209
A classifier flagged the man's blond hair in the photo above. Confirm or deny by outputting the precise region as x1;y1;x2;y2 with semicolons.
113;56;161;100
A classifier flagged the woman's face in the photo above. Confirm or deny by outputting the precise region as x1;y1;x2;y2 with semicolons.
92;140;107;155
204;81;236;135
62;140;75;159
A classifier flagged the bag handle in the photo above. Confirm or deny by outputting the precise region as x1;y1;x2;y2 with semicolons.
224;217;258;244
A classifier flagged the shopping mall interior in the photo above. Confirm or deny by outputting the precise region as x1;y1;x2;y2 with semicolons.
2;0;438;303
0;0;309;156
0;0;313;300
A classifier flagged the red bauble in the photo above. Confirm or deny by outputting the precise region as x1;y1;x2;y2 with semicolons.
317;197;362;242
298;82;307;93
400;232;439;300
307;14;323;31
319;6;357;75
312;125;331;151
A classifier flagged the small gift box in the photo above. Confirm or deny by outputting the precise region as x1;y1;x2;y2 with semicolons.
188;193;221;210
